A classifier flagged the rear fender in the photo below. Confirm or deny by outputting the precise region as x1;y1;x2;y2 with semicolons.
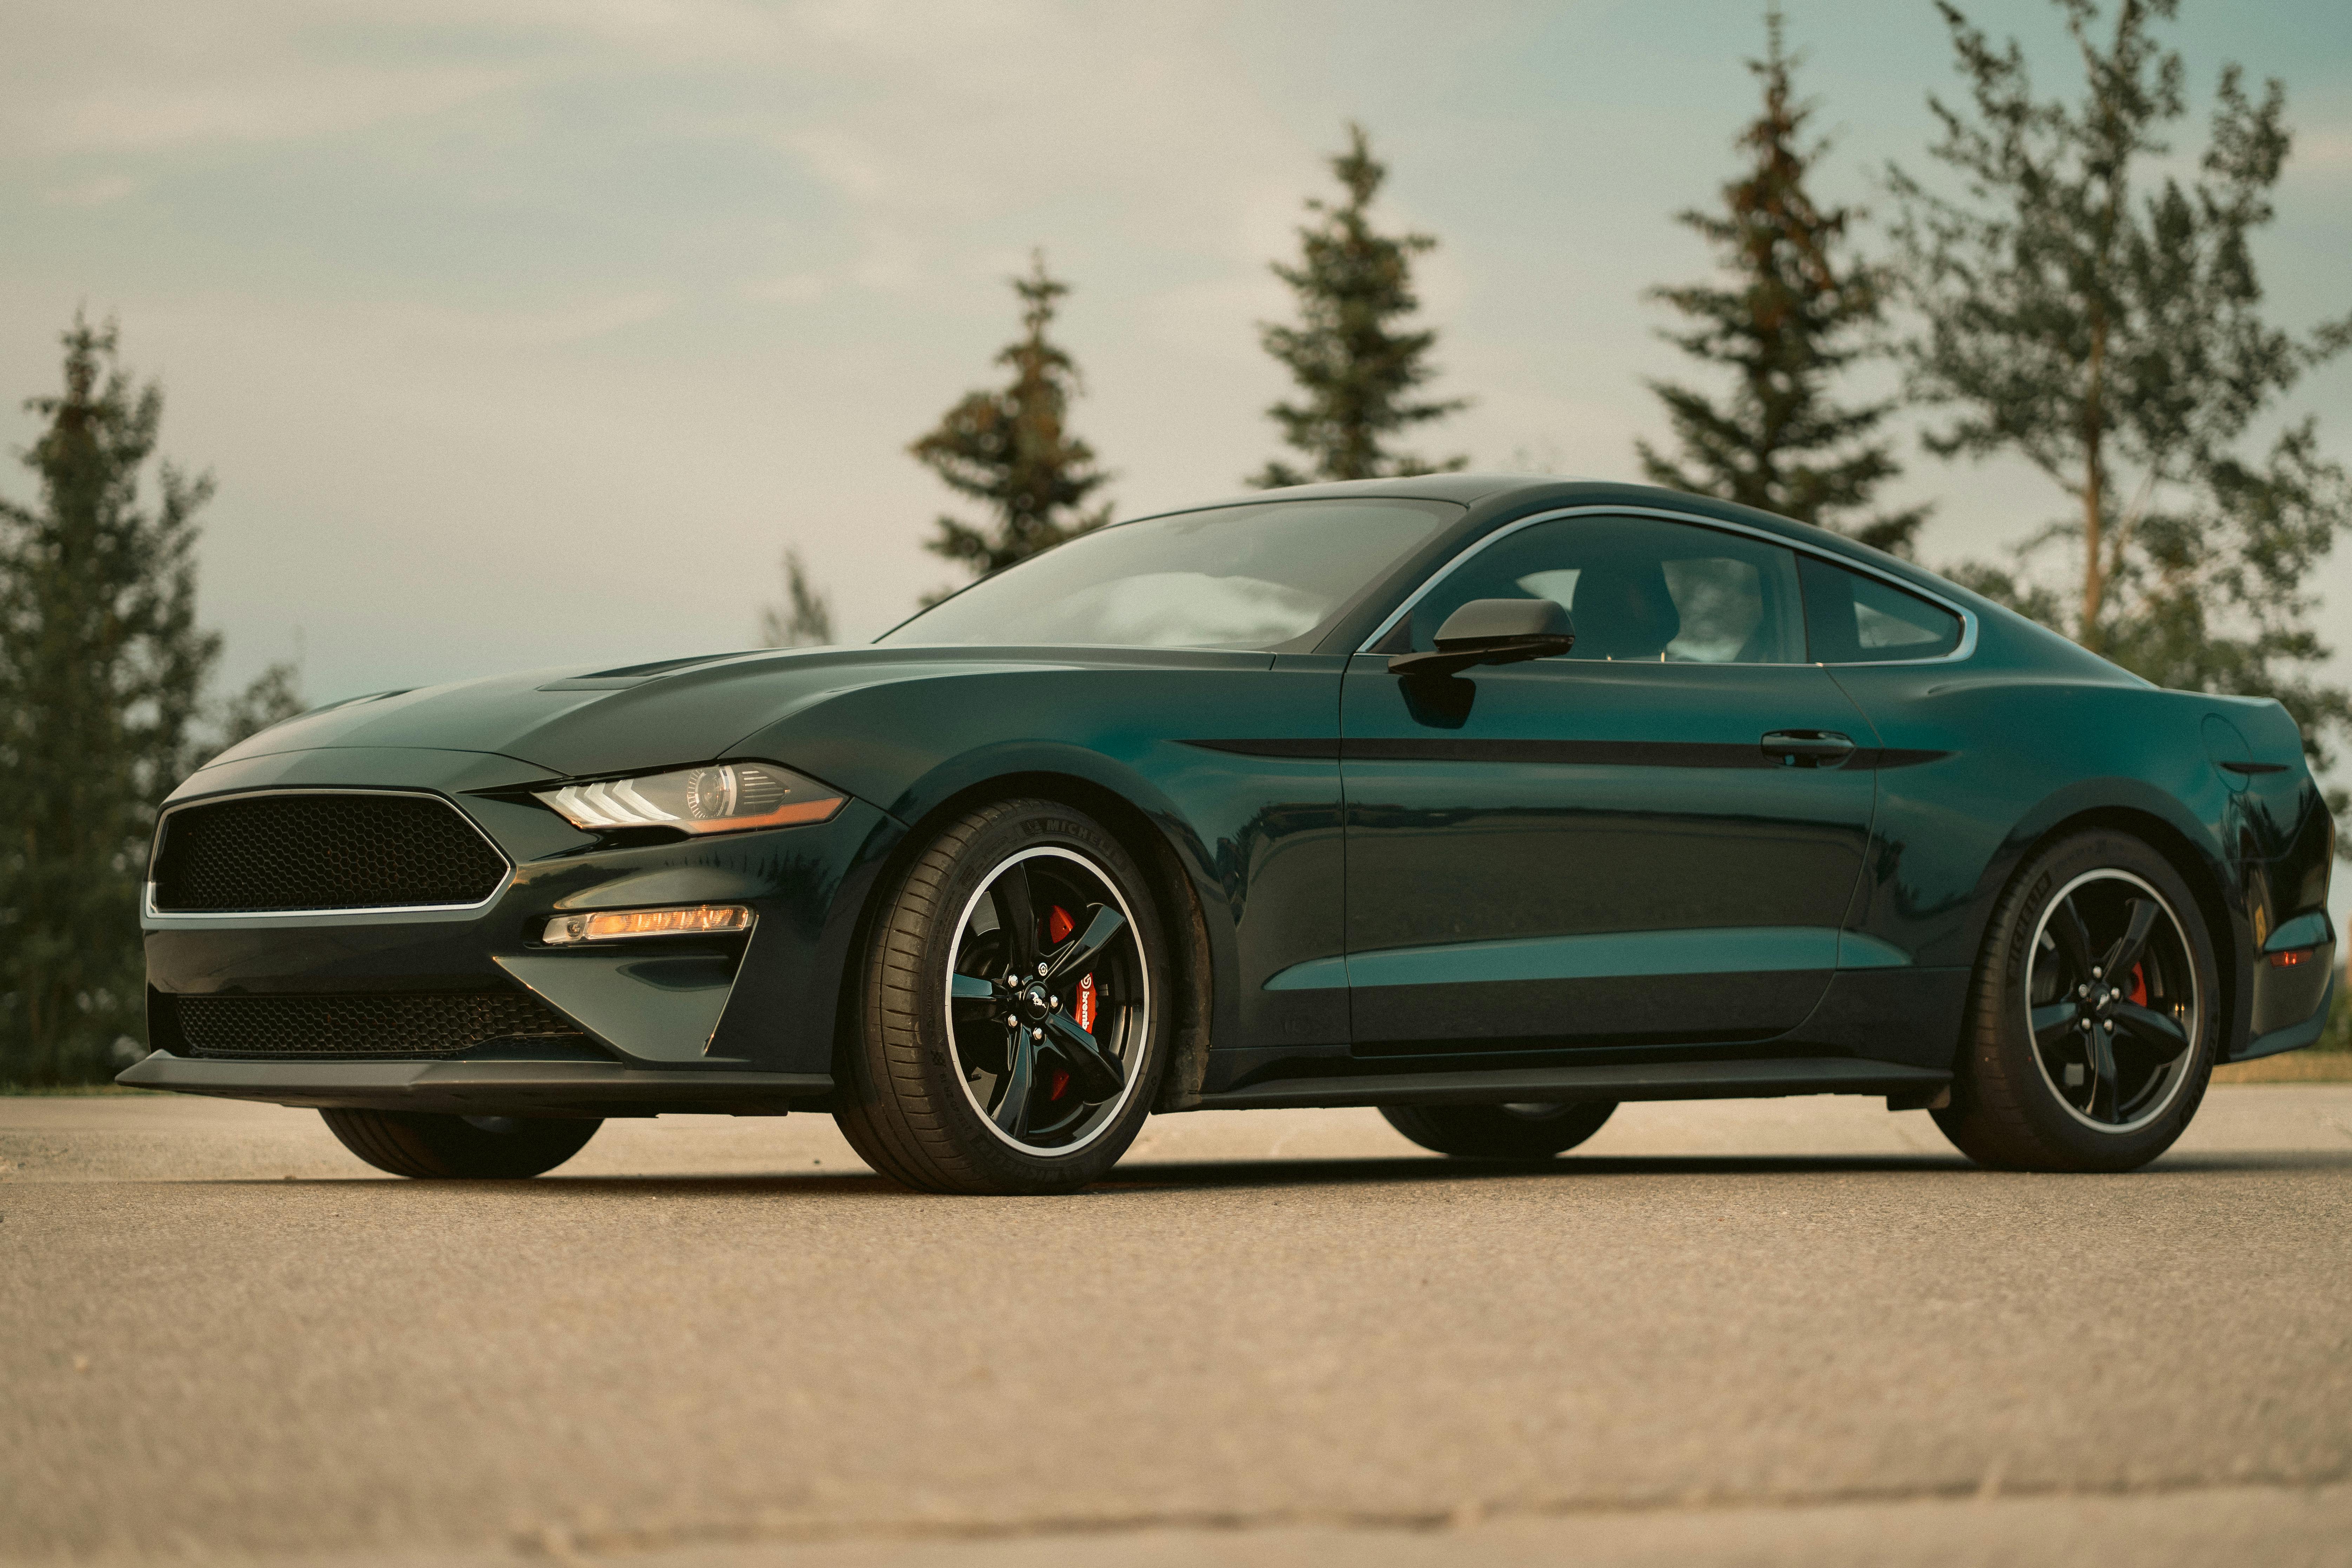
1975;778;2251;1063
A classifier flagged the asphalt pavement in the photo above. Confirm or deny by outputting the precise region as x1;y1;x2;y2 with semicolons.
5;1086;2350;1568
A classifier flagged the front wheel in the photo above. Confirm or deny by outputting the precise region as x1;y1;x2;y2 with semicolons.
1380;1101;1618;1160
1933;829;2218;1172
319;1109;601;1178
832;798;1170;1194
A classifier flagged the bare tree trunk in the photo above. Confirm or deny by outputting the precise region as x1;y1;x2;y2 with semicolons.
2078;308;2108;651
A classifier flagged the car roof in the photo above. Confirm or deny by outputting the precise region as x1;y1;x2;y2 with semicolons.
1146;474;1946;593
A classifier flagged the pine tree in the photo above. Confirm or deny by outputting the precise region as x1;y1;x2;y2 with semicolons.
216;658;305;751
911;253;1112;592
0;317;221;1083
1892;0;2352;775
1252;124;1467;487
1639;9;1926;555
758;548;835;647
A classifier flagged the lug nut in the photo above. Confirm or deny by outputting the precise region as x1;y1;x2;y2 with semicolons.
1031;1027;1045;1040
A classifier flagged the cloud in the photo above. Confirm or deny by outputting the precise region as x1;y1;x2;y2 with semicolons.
1141;275;1287;366
743;273;829;305
27;67;522;154
0;1;536;156
512;291;679;344
43;174;137;206
753;1;1315;266
2289;125;2352;174
359;290;680;349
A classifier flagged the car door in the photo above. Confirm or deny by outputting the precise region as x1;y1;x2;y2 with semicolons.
1338;510;1879;1056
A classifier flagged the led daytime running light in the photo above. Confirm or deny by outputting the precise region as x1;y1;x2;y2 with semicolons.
536;761;844;836
543;904;753;946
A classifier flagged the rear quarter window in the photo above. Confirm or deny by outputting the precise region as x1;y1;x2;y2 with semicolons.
1798;555;1964;663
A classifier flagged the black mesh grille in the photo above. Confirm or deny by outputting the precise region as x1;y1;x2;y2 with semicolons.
174;992;582;1058
152;792;509;913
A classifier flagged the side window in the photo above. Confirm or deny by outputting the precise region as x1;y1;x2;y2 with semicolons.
1393;515;1805;664
1797;555;1964;663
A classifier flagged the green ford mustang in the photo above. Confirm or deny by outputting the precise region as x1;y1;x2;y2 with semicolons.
124;476;2340;1192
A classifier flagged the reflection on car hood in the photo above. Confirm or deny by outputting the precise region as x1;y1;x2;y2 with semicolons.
196;645;1261;780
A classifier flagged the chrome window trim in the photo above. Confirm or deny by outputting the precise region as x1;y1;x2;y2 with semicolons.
144;787;515;921
1356;503;1979;666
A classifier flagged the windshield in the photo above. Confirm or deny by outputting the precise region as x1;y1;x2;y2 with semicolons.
879;498;1461;651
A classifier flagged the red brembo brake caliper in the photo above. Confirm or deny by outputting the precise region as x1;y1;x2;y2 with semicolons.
1041;907;1098;1102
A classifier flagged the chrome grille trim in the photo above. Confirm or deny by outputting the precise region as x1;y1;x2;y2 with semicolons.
144;788;514;919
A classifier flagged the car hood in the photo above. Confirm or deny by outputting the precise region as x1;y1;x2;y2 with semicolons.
195;645;1266;784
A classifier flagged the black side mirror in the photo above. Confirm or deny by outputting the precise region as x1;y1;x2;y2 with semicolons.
1388;598;1576;678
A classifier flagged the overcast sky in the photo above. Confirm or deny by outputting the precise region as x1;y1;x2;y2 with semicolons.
6;0;2350;711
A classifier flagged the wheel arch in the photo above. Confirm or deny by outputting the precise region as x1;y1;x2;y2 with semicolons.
1973;792;2249;1064
830;767;1226;1114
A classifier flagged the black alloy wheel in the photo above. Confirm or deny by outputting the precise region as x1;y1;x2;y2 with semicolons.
834;798;1168;1194
319;1109;601;1178
945;844;1150;1150
1936;830;2217;1172
1380;1100;1618;1160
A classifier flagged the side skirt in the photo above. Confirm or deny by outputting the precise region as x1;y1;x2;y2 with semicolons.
1191;1056;1949;1111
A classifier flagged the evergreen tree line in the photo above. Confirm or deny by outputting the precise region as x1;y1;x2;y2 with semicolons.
4;0;2346;1082
0;319;306;1083
889;0;2352;797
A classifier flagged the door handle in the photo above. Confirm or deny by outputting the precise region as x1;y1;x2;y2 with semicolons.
1761;730;1856;768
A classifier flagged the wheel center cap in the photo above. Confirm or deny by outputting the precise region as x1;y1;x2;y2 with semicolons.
1022;984;1049;1017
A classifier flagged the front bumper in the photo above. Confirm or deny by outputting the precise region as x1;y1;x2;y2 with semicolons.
138;746;904;1100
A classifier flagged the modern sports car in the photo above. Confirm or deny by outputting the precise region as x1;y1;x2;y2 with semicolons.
125;475;2339;1191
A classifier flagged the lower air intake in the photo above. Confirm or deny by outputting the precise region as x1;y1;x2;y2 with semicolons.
174;992;584;1058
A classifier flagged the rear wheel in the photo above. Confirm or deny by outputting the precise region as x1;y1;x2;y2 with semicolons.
833;798;1168;1194
1380;1101;1617;1160
319;1109;601;1178
1934;829;2216;1172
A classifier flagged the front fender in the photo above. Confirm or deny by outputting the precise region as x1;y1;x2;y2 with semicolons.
723;656;1350;1059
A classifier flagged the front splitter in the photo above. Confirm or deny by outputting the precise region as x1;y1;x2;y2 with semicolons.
119;1052;830;1118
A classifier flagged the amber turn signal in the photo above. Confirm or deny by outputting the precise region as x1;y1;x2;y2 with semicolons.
543;904;753;946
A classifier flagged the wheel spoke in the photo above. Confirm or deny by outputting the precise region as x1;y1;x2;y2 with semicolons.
2030;1002;2080;1047
993;1025;1036;1139
2049;895;2096;974
992;861;1039;969
2111;1002;2191;1062
2089;1026;2120;1122
1041;1010;1124;1103
1044;904;1126;985
2102;898;2161;980
949;971;1000;1019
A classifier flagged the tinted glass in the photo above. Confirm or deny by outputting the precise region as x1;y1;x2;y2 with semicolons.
880;498;1459;651
1394;515;1805;663
1798;555;1963;662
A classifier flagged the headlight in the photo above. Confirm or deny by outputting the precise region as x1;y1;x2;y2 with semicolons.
535;761;844;835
